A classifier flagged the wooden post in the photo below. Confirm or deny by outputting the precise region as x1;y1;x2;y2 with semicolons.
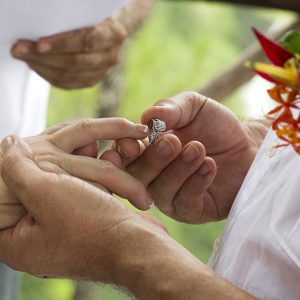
197;18;300;101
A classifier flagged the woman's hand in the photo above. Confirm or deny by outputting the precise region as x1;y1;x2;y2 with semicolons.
0;118;151;231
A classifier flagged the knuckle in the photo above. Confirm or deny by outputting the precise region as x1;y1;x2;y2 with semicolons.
37;161;61;174
84;29;99;52
97;159;114;180
111;20;127;42
154;98;174;107
74;118;93;132
2;153;20;179
185;91;206;105
115;26;127;42
116;118;132;130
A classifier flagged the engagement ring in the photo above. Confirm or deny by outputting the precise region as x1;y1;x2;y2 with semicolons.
148;119;166;144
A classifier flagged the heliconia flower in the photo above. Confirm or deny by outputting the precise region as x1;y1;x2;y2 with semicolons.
253;28;293;66
245;61;298;86
247;29;300;155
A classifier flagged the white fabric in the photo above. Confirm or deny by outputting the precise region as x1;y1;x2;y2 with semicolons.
0;0;127;138
209;130;300;300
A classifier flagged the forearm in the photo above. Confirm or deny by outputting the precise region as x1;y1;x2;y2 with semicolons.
101;219;258;300
114;0;155;35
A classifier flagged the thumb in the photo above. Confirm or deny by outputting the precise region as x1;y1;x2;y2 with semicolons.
0;136;45;217
141;92;208;130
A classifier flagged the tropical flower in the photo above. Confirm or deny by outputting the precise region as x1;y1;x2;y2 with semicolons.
246;28;300;154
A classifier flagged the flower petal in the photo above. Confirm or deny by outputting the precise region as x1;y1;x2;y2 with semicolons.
253;28;293;66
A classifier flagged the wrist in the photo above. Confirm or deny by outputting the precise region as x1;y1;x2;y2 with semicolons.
100;216;256;300
242;119;271;149
107;217;202;299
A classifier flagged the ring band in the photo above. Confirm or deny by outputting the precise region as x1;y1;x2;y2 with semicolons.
148;119;166;144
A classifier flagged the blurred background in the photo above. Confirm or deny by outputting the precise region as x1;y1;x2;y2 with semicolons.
18;1;295;299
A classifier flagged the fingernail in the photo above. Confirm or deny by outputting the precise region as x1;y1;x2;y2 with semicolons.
156;139;174;156
117;145;129;158
14;44;29;55
137;124;148;134
146;194;154;209
38;42;51;53
181;145;199;163
149;202;155;208
1;136;15;154
198;162;211;176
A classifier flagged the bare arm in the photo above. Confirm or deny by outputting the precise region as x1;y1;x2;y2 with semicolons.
106;220;258;300
0;135;258;300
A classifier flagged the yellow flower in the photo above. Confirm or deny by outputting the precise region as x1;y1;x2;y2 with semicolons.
245;59;298;87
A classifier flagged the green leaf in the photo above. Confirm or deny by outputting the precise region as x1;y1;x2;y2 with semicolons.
279;31;300;55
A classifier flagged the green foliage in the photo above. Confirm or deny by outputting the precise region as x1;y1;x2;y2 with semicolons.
19;2;291;300
279;30;300;55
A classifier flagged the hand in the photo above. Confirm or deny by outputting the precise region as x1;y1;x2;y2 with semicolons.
0;137;161;279
0;138;257;300
0;118;151;231
11;17;127;89
115;92;264;224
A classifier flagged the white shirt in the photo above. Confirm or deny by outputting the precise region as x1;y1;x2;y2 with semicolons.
0;0;127;138
209;130;300;299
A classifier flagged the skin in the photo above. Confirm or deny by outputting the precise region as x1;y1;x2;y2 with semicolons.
11;17;127;89
113;92;270;224
0;137;258;299
0;118;152;230
10;0;155;89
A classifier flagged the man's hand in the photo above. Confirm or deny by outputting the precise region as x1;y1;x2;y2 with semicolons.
115;92;270;224
0;118;151;231
11;17;127;89
0;137;258;300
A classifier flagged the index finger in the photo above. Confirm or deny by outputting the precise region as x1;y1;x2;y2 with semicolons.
37;18;127;54
49;118;148;153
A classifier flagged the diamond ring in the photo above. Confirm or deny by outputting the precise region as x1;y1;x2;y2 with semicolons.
148;119;166;144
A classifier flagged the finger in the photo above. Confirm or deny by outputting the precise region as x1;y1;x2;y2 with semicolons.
173;157;217;224
14;46;120;72
49;118;149;153
141;91;208;131
115;138;145;167
100;149;122;168
73;141;99;158
11;39;36;59
148;142;206;214
36;18;127;54
27;61;110;89
0;137;47;218
127;134;182;186
58;154;152;211
44;123;99;158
